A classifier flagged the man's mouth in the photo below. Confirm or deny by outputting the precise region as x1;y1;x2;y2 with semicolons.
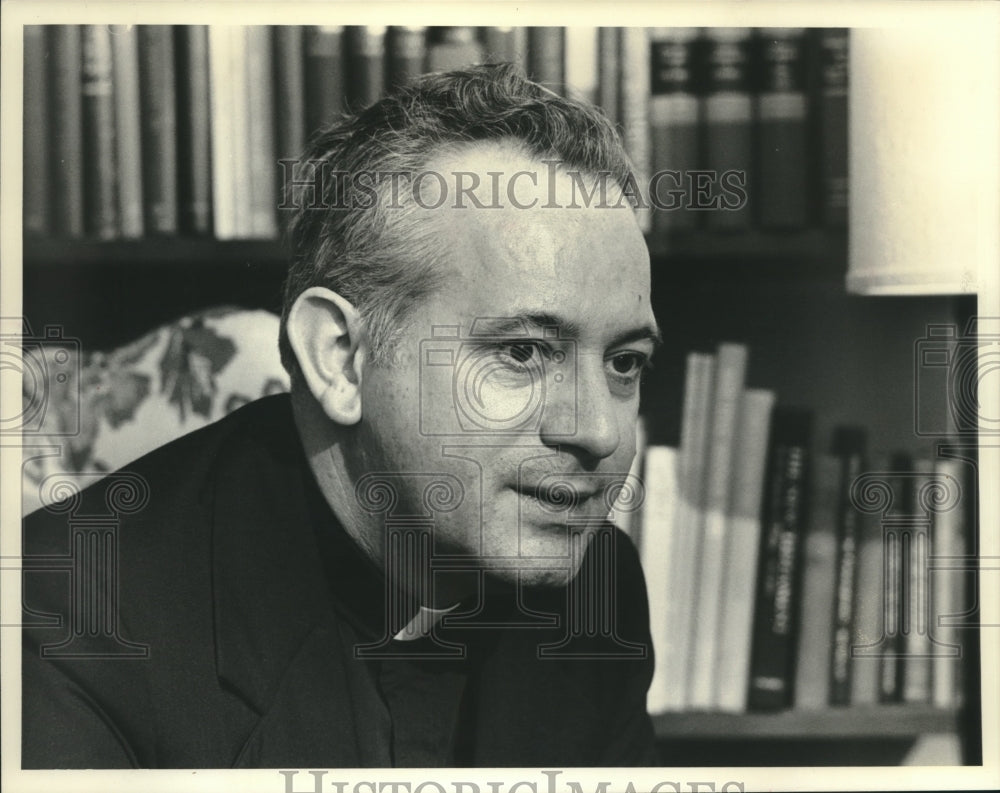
512;483;601;510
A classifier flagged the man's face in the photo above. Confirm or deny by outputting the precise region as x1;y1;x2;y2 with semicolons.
354;145;657;593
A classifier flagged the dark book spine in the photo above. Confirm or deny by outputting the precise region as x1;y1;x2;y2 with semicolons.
137;26;178;235
482;26;515;65
828;426;867;704
817;29;849;228
597;27;620;128
304;26;344;135
878;451;913;703
527;27;565;93
386;26;426;90
47;25;85;238
650;28;700;233
345;26;386;110
23;25;50;236
175;26;213;235
272;26;306;161
755;28;809;229
702;28;753;231
81;25;118;239
748;406;813;710
246;26;278;239
111;25;144;237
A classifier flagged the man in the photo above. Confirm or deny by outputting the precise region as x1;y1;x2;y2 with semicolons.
22;63;659;768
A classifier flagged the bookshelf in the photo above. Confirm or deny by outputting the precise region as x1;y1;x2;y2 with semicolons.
20;24;982;768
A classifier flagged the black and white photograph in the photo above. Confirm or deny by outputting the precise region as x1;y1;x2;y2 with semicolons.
1;2;998;791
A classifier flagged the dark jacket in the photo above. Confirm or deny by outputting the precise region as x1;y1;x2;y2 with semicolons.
22;395;655;768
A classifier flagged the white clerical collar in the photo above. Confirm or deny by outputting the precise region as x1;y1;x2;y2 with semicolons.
392;603;461;642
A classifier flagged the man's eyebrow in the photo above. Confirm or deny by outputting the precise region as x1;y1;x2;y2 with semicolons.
488;312;663;349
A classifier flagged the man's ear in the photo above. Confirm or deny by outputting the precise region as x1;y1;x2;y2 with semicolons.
286;286;367;425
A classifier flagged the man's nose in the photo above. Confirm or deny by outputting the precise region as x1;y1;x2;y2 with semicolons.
539;358;620;460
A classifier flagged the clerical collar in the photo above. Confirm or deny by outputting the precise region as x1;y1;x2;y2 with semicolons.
392;603;461;642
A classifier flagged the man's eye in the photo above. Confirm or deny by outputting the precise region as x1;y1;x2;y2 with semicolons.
606;352;649;382
498;342;540;365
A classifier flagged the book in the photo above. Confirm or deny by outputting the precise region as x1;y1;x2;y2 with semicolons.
715;387;776;712
272;26;306;163
639;445;679;715
137;25;179;235
850;454;888;706
878;451;913;704
386;26;427;90
110;25;144;238
47;25;85;238
815;29;849;228
792;453;840;709
702;28;753;231
649;28;700;234
903;456;935;703
345;26;386;110
755;28;809;229
661;351;715;711
304;26;345;134
527;27;565;93
747;406;812;710
81;25;118;239
23;25;50;236
931;457;966;708
597;28;620;128
688;343;748;709
619;28;652;233
564;27;598;105
246;26;278;239
828;426;867;705
426;27;483;73
175;25;213;236
208;26;239;239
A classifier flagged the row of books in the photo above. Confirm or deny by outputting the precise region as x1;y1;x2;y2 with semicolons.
620;343;970;714
23;25;848;241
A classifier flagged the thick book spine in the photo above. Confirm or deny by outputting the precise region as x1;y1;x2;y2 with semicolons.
175;25;213;236
903;457;934;703
747;406;812;710
272;26;306;161
689;343;748;709
82;25;118;239
527;27;565;93
619;28;652;233
715;387;776;712
426;27;483;73
828;425;867;704
640;445;679;715
702;28;753;231
564;27;598;105
878;451;912;704
755;28;809;229
597;27;620;128
850;453;887;706
931;457;966;709
23;25;50;236
613;417;647;542
137;25;179;235
662;351;715;711
110;25;144;238
246;26;278;238
650;28;700;234
345;26;386;110
792;453;840;709
816;28;848;228
229;27;252;238
47;25;85;238
208;26;237;239
386;26;426;90
304;26;345;134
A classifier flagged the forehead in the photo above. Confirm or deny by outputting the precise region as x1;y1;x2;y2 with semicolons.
413;143;652;333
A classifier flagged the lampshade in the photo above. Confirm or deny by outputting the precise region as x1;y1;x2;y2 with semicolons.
848;25;1000;296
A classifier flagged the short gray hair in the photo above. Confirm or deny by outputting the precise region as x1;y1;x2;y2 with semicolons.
278;62;634;382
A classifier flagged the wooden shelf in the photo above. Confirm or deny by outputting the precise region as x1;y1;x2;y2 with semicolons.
652;705;959;740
